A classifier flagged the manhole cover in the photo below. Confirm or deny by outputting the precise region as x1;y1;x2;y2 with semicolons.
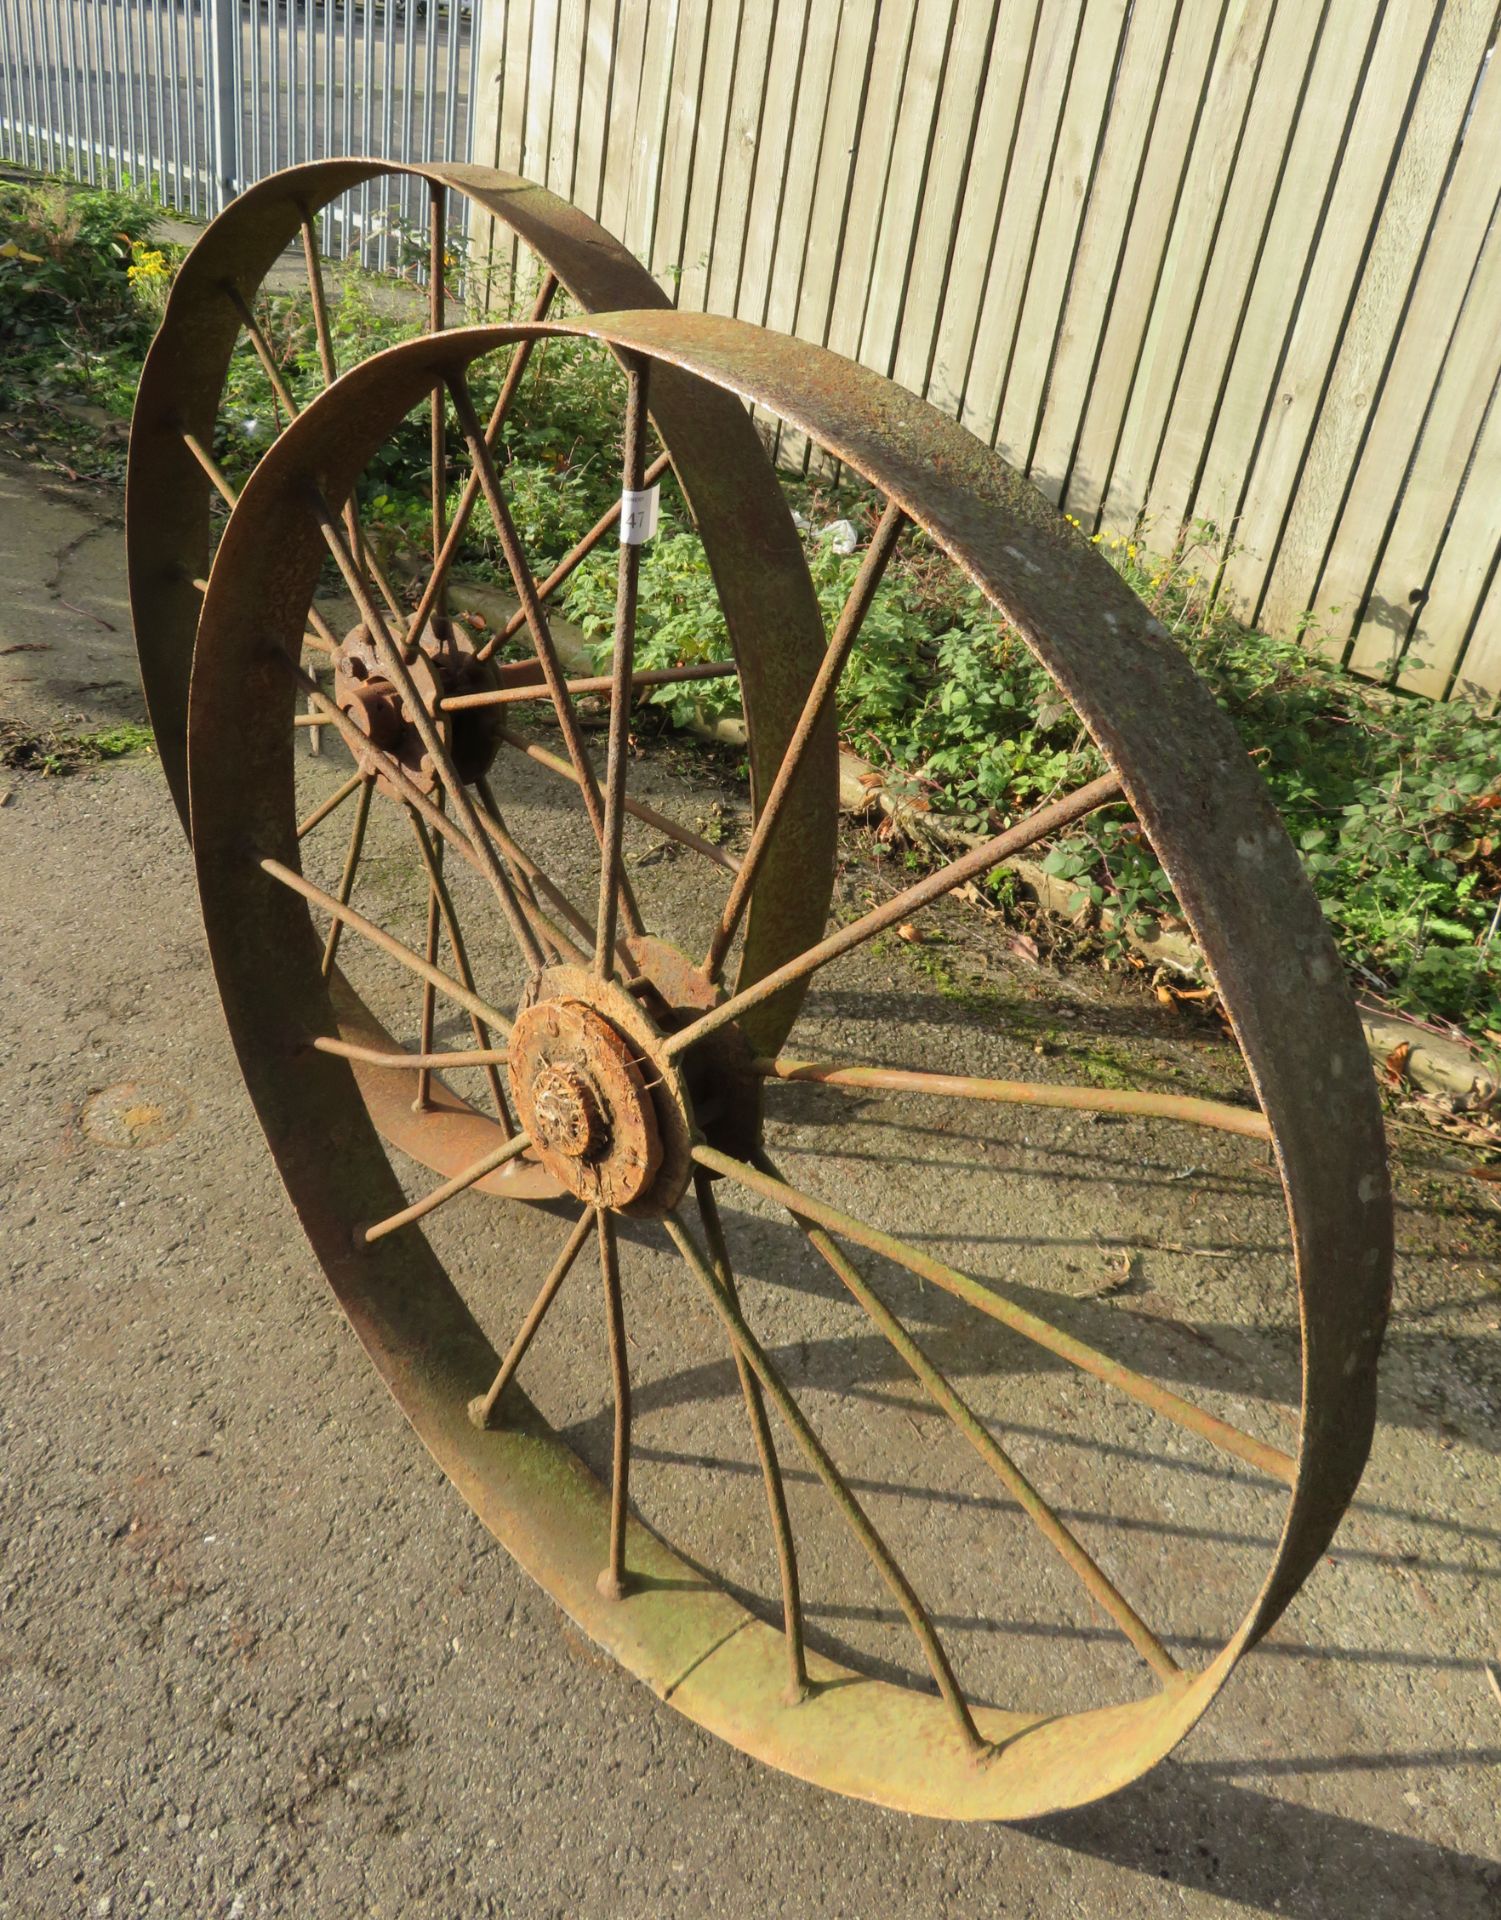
82;1081;192;1150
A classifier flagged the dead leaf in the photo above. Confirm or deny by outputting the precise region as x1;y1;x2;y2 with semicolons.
1487;1663;1501;1712
1465;1165;1501;1184
896;923;923;945
857;770;885;789
1088;1251;1142;1298
1383;1041;1412;1085
1154;985;1175;1007
1005;932;1041;964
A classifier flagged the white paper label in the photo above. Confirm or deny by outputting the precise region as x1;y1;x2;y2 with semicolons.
620;484;660;545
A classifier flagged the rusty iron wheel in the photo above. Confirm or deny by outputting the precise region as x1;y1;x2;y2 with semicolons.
180;310;1391;1822
128;160;833;1201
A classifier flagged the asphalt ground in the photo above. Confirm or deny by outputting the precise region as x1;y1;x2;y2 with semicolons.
3;454;1499;1917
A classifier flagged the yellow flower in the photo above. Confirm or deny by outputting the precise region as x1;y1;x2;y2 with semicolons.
126;241;169;286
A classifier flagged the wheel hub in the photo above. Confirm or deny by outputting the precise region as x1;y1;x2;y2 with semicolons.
528;1062;608;1162
333;613;500;792
508;991;675;1212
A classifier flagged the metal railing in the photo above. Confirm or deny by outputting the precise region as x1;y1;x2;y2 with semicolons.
0;1;479;267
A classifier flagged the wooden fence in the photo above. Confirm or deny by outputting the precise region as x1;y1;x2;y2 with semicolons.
473;0;1501;704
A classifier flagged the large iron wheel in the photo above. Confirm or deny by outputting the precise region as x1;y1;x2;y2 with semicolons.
182;312;1391;1821
129;159;832;1200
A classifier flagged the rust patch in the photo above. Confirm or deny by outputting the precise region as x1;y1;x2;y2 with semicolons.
82;1080;192;1149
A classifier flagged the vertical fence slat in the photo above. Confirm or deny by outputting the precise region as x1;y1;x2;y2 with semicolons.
1345;206;1501;682
59;0;80;180
994;0;1130;467
1205;3;1443;618
734;0;807;327
570;0;614;221
1451;530;1501;706
763;0;841;339
622;0;677;271
1026;0;1188;505
649;0;710;296
763;0;842;464
701;0;773;315
1398;367;1501;699
1;3;19;166
41;0;62;174
1097;0;1288;540
1054;0;1226;523
926;0;1040;413
888;0;1001;400
823;0;917;363
548;0;589;202
856;0;958;382
1217;3;1457;624
953;0;1083;440
525;0;559;184
3;0;1497;701
1349;201;1501;686
1263;1;1501;650
598;0;646;242
674;0;742;316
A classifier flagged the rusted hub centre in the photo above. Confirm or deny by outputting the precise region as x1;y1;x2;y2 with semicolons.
528;1062;607;1161
508;995;668;1211
334;613;500;793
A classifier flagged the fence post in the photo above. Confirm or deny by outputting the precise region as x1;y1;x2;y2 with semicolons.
205;0;240;213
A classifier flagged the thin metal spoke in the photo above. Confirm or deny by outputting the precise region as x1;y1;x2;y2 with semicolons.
695;1143;1297;1486
300;212;340;386
664;1210;981;1750
405;805;516;1135
413;272;561;642
296;769;364;840
261;856;516;1037
440;657;736;713
307;488;547;974
446;368;645;940
224;282;300;422
472;448;675;666
468;1211;595;1429
320;773;374;977
357;1128;533;1247
596;354;650;976
499;730;740;876
597;1208;633;1601
665;771;1124;1060
298;209;404;625
279;665;591;968
181;435;343;654
755;1057;1272;1142
704;500;907;982
757;1150;1180;1684
312;1035;510;1071
428;180;447;624
694;1169;808;1702
414;803;443;1112
473;775;582;965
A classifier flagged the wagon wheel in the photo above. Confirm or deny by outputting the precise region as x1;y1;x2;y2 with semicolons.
184;312;1391;1821
129;159;832;1201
